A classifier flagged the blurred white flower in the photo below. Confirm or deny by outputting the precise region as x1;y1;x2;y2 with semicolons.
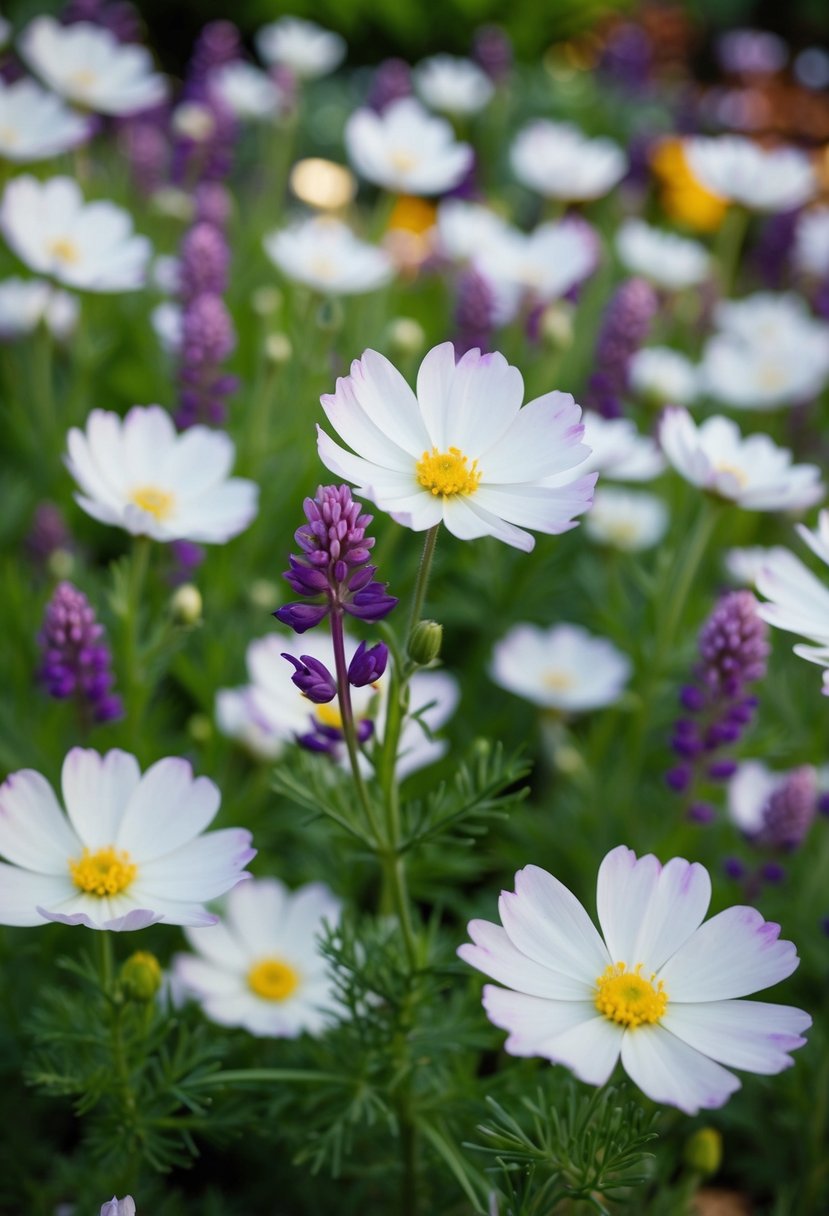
756;511;829;684
0;277;78;341
414;54;494;115
684;136;816;212
210;60;283;120
713;291;816;343
174;877;342;1037
0;76;90;162
473;219;598;322
794;206;829;278
264;216;393;296
100;1198;136;1216
629;347;699;407
490;623;631;712
151;253;181;295
586;487;669;552
66;405;259;543
659;406;823;512
171;101;215;142
345;98;473;196
511;120;627;202
0;176;151;293
579;412;666;482
0;748;254;931
436;199;510;263
724;545;791;586
616;219;711;291
19;16;168;116
255;17;345;79
150;301;182;355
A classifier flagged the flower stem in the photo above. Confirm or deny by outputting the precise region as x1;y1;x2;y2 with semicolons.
716;204;750;297
407;524;440;638
329;605;382;841
122;535;153;738
653;496;720;670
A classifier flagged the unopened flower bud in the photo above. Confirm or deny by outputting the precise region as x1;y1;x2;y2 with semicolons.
386;316;425;356
683;1127;722;1176
151;186;194;221
171;583;202;625
172;101;216;142
120;951;163;1002
283;653;337;703
252;285;282;316
265;332;293;364
348;641;388;686
47;548;75;580
248;579;280;611
407;619;443;666
188;712;213;743
315;297;344;332
539;302;574;350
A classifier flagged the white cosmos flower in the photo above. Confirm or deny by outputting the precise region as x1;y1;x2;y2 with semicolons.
150;301;182;355
65;405;259;543
511;120;627;202
0;76;90;162
414;54;494;115
473;219;598;322
585;487;669;553
629;347;699;407
318;342;596;552
100;1198;135;1216
0;748;254;931
345;98;473;196
756;512;829;681
0;277;78;341
700;332;829;410
724;544;791;586
713;291;818;344
210;61;283;120
684;136;816;212
173;877;341;1037
19;16;168;116
794;206;829;278
659;406;824;512
264;216;393;296
490;624;631;712
436;199;510;264
579;411;665;482
459;846;810;1114
255;17;345;79
217;631;459;778
0;176;151;293
615;219;711;291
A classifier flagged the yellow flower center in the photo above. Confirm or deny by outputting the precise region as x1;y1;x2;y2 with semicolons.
603;519;639;547
714;462;748;489
0;125;18;147
315;701;343;730
594;962;667;1029
247;957;300;1002
49;237;81;266
131;485;175;521
416;446;481;497
70;68;98;90
69;846;137;897
309;254;337;281
542;669;575;692
758;364;786;391
390;149;418;173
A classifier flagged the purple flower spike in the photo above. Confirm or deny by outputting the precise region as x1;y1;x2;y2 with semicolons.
277;485;397;635
761;766;817;850
585;278;658;418
38;582;122;724
348;641;389;687
282;654;337;704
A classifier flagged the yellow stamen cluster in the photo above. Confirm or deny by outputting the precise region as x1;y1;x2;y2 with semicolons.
416;447;481;498
542;669;576;692
131;486;175;521
69;846;137;897
713;462;748;489
247;958;300;1002
594;962;667;1029
49;237;81;266
389;149;418;174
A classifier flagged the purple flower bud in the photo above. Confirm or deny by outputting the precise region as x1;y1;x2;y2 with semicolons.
38;582;122;723
818;792;829;817
282;653;337;703
687;802;716;824
274;602;331;634
760;766;817;850
348;641;388;687
367;58;412;112
760;861;786;884
723;857;747;880
586;278;658;417
679;684;706;712
665;765;692;792
472;24;513;84
708;759;738;780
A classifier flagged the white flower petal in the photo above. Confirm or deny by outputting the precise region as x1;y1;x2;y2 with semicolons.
662;999;810;1074
0;769;79;873
482;986;598;1056
0;862;74;926
621;1024;741;1114
459;920;594;999
115;758;220;860
61;748;141;848
659;906;799;1001
498;865;610;986
138;830;254;900
541;1014;624;1084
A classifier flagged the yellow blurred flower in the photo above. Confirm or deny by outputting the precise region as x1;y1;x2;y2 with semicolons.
651;137;728;232
384;195;437;273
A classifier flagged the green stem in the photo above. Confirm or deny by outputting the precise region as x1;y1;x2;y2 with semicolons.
97;931;114;995
190;1068;344;1088
715;205;750;297
122;536;152;737
407;525;440;638
653;496;720;671
329;606;381;841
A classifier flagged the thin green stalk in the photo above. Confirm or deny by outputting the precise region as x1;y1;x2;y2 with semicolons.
97;930;114;995
653;497;720;671
191;1068;344;1088
715;205;750;297
122;536;153;737
329;606;381;841
407;524;440;637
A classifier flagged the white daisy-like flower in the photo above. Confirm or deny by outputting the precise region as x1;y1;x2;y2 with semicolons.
794;206;829;279
684;136;816;212
473;219;598;322
345;98;473;197
659;406;824;512
318;342;597;552
615;219;711;291
65;405;259;543
511;120;627;202
19;16;168;116
459;846;811;1114
756;512;829;680
0;176;151;293
210;61;283;121
0;276;78;341
173;877;341;1037
629;347;699;408
585;487;669;553
0;76;90;163
436;199;510;264
724;545;791;586
217;631;459;779
490;624;631;712
0;748;254;931
100;1198;135;1216
579;411;665;482
263;216;393;296
150;301;182;355
414;54;494;116
713;291;817;344
151;254;180;296
255;17;345;79
700;331;829;411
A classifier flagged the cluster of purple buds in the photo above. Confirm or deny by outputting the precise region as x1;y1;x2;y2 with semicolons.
666;590;769;821
25;501;74;570
754;208;800;288
472;25;513;85
38;581;122;723
454;268;496;356
171;22;239;189
725;766;820;896
367;58;412;112
63;0;141;43
585;277;658;418
167;539;205;587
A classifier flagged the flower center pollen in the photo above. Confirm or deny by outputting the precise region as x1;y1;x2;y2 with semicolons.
315;702;343;730
714;462;748;490
416;447;481;498
594;961;667;1029
69;846;137;897
131;486;175;521
248;958;300;1002
49;237;81;266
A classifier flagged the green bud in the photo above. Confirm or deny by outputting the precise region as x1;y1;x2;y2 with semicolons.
47;548;75;580
264;332;292;364
386;317;426;356
407;619;443;666
248;578;280;611
120;951;163;1001
188;712;213;744
171;583;202;625
540;302;574;351
315;297;344;332
683;1127;722;1176
251;285;282;317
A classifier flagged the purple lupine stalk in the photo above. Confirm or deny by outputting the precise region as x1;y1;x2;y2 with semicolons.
367;59;412;112
585;277;658;418
175;292;238;429
120;119;169;195
179;223;230;298
167;539;205;587
184;20;240;97
25;502;73;568
665;591;769;815
760;766;817;849
597;23;653;93
472;25;513;85
38;581;122;723
63;0;141;43
170;22;240;188
454;268;496;356
814;274;829;322
754;208;800;288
